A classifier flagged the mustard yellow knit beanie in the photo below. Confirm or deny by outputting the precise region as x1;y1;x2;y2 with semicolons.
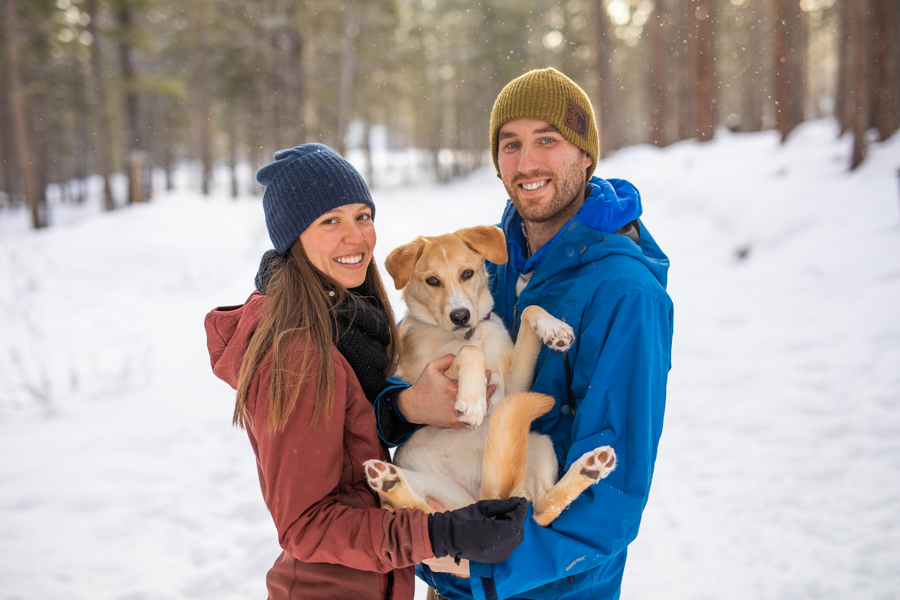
490;67;599;179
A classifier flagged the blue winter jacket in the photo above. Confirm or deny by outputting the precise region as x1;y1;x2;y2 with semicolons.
417;176;674;600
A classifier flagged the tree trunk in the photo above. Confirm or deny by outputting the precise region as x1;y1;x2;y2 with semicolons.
85;0;115;211
675;0;693;141
336;2;357;157
794;7;808;129
249;87;267;193
363;121;374;187
774;0;806;141
195;5;213;195
228;103;239;199
117;0;142;203
773;0;792;139
836;0;852;135
287;15;305;144
0;58;22;206
269;31;286;153
592;0;613;158
693;0;717;141
741;0;765;132
870;0;899;140
849;0;871;169
893;0;900;102
649;0;668;147
4;0;45;228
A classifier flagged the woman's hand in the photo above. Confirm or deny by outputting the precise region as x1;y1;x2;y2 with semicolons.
396;354;496;428
422;498;471;574
426;498;527;564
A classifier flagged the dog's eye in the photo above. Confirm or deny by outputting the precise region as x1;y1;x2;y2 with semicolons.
461;270;474;280
426;277;440;287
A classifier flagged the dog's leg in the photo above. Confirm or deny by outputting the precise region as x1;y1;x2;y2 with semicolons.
505;305;575;395
480;392;555;500
532;446;616;527
364;460;435;514
444;345;487;427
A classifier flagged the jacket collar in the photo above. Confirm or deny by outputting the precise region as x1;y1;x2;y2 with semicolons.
503;176;643;275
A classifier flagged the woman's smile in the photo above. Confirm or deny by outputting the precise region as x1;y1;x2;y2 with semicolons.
334;253;364;265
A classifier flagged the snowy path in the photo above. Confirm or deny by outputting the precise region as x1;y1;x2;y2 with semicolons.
1;121;898;599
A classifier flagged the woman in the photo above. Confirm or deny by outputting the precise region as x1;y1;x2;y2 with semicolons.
204;144;525;600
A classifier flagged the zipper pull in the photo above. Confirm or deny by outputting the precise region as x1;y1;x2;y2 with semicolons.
513;305;519;341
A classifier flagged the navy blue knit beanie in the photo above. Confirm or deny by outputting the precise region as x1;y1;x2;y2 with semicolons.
257;143;375;255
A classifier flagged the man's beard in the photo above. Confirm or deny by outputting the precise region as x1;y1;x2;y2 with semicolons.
503;159;586;224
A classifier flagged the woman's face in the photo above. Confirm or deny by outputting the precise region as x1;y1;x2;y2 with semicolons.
299;203;376;289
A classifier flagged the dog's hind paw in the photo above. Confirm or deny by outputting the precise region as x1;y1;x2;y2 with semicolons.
363;459;433;514
575;446;617;483
364;460;405;495
533;317;575;352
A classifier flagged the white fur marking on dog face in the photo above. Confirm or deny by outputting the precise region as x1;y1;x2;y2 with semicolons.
444;247;471;316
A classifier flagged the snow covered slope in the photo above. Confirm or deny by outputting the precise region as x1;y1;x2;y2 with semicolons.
1;121;898;599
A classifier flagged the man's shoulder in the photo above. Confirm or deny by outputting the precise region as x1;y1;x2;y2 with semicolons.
545;251;669;308
591;252;666;295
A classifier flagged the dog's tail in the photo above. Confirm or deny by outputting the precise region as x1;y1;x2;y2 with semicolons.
480;392;555;500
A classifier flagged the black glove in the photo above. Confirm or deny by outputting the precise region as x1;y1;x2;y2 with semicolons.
427;497;528;564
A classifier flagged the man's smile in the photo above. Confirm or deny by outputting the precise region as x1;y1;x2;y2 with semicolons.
520;180;550;191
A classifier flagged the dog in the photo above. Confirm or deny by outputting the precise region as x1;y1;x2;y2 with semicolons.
364;225;616;527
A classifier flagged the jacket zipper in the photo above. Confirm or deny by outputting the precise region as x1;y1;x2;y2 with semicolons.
513;304;519;341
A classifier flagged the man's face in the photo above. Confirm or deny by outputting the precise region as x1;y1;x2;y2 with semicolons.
497;117;593;223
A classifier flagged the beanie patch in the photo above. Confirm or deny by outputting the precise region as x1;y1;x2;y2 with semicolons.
565;99;589;140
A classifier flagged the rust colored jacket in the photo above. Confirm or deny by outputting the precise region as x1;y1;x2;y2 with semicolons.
205;291;432;600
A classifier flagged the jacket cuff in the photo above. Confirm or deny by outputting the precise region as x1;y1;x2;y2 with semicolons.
374;378;420;447
421;510;435;558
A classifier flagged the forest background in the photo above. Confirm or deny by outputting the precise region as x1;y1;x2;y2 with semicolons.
1;0;899;229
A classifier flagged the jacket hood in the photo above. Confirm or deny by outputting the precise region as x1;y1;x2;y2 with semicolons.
501;176;669;289
205;291;268;390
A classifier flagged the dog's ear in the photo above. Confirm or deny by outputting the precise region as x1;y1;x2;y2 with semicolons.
454;225;507;265
384;238;425;290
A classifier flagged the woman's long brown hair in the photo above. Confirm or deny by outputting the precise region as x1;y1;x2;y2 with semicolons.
234;241;400;435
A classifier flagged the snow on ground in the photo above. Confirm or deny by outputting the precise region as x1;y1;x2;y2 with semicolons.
1;121;898;599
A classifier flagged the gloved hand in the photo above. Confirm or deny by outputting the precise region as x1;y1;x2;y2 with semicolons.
427;497;528;564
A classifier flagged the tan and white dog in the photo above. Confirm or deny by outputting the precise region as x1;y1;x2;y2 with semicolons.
364;225;616;527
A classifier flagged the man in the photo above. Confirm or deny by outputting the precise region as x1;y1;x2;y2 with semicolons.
419;68;674;599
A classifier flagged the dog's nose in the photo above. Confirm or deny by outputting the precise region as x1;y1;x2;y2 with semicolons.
449;309;471;327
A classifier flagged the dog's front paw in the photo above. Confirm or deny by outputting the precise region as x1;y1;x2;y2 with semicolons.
533;317;575;352
455;394;487;427
575;446;617;483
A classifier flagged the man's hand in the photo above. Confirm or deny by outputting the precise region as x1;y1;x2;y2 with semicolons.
396;354;495;428
422;555;470;577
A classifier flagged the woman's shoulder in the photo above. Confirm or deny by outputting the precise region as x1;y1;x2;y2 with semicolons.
206;291;269;388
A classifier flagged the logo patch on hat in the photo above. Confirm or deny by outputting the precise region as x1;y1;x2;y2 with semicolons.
564;99;589;140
